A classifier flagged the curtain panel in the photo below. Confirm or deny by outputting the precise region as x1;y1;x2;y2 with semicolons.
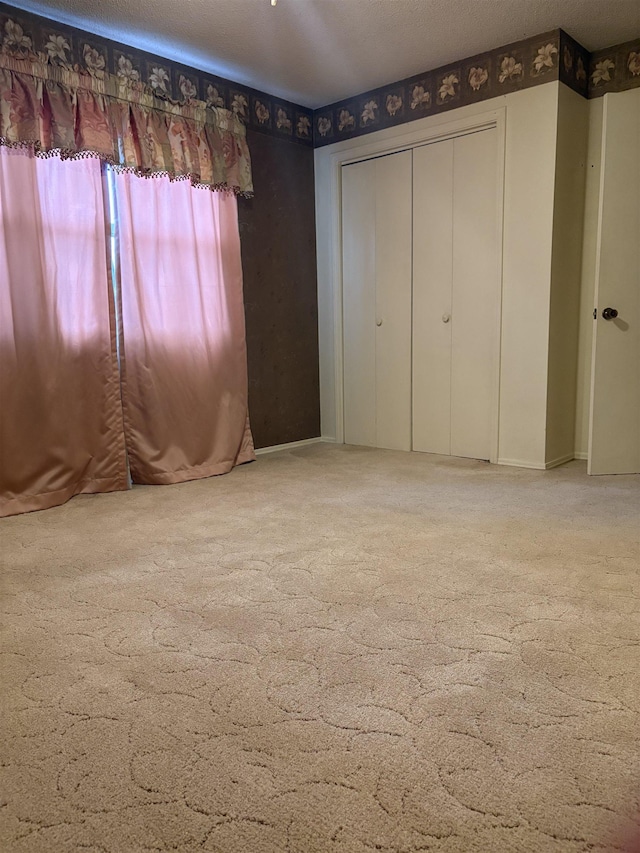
0;146;128;517
0;49;253;195
113;170;255;484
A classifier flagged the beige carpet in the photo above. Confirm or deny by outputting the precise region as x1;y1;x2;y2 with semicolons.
1;443;639;853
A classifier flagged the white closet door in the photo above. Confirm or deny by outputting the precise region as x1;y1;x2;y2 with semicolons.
374;152;413;449
412;140;454;455
450;129;498;460
412;128;498;460
342;151;412;450
342;159;377;447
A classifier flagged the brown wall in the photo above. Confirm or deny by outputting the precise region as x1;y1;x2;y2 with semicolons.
238;130;320;449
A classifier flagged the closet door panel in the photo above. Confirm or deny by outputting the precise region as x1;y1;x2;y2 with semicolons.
342;152;412;450
342;160;377;446
375;151;413;450
450;129;498;460
412;140;454;455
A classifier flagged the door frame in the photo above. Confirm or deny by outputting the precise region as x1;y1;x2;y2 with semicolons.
315;106;506;461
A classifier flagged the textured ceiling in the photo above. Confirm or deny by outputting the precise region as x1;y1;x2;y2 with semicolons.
10;0;640;107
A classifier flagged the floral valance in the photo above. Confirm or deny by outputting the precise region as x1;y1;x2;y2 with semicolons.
0;29;253;195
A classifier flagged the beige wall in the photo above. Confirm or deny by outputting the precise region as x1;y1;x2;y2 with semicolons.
574;98;604;459
545;85;589;466
497;84;559;467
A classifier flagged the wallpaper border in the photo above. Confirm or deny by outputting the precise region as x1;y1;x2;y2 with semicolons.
589;38;640;98
313;29;639;146
313;30;564;147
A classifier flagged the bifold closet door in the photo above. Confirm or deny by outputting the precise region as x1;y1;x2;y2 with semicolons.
412;129;498;460
342;151;412;450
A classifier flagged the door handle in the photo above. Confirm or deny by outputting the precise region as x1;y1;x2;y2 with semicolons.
602;307;618;320
442;313;451;324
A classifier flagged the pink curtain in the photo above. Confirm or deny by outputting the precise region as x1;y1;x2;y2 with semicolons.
0;148;128;517
113;172;255;484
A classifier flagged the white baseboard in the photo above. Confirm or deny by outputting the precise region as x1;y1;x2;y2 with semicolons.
255;437;330;456
544;453;575;469
574;451;588;460
256;441;577;466
497;454;575;470
498;458;547;470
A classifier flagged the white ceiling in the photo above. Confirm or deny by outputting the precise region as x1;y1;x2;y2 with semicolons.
12;0;640;108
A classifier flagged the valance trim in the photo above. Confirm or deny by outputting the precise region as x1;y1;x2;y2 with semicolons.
0;49;253;194
0;53;247;129
0;137;253;195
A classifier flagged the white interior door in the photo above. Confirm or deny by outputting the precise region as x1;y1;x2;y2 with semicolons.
413;128;499;461
342;151;412;450
588;89;640;475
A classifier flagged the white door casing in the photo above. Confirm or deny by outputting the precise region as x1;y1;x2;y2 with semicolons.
316;106;505;453
342;125;500;460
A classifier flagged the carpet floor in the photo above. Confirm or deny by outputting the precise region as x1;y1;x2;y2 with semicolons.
1;443;639;853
